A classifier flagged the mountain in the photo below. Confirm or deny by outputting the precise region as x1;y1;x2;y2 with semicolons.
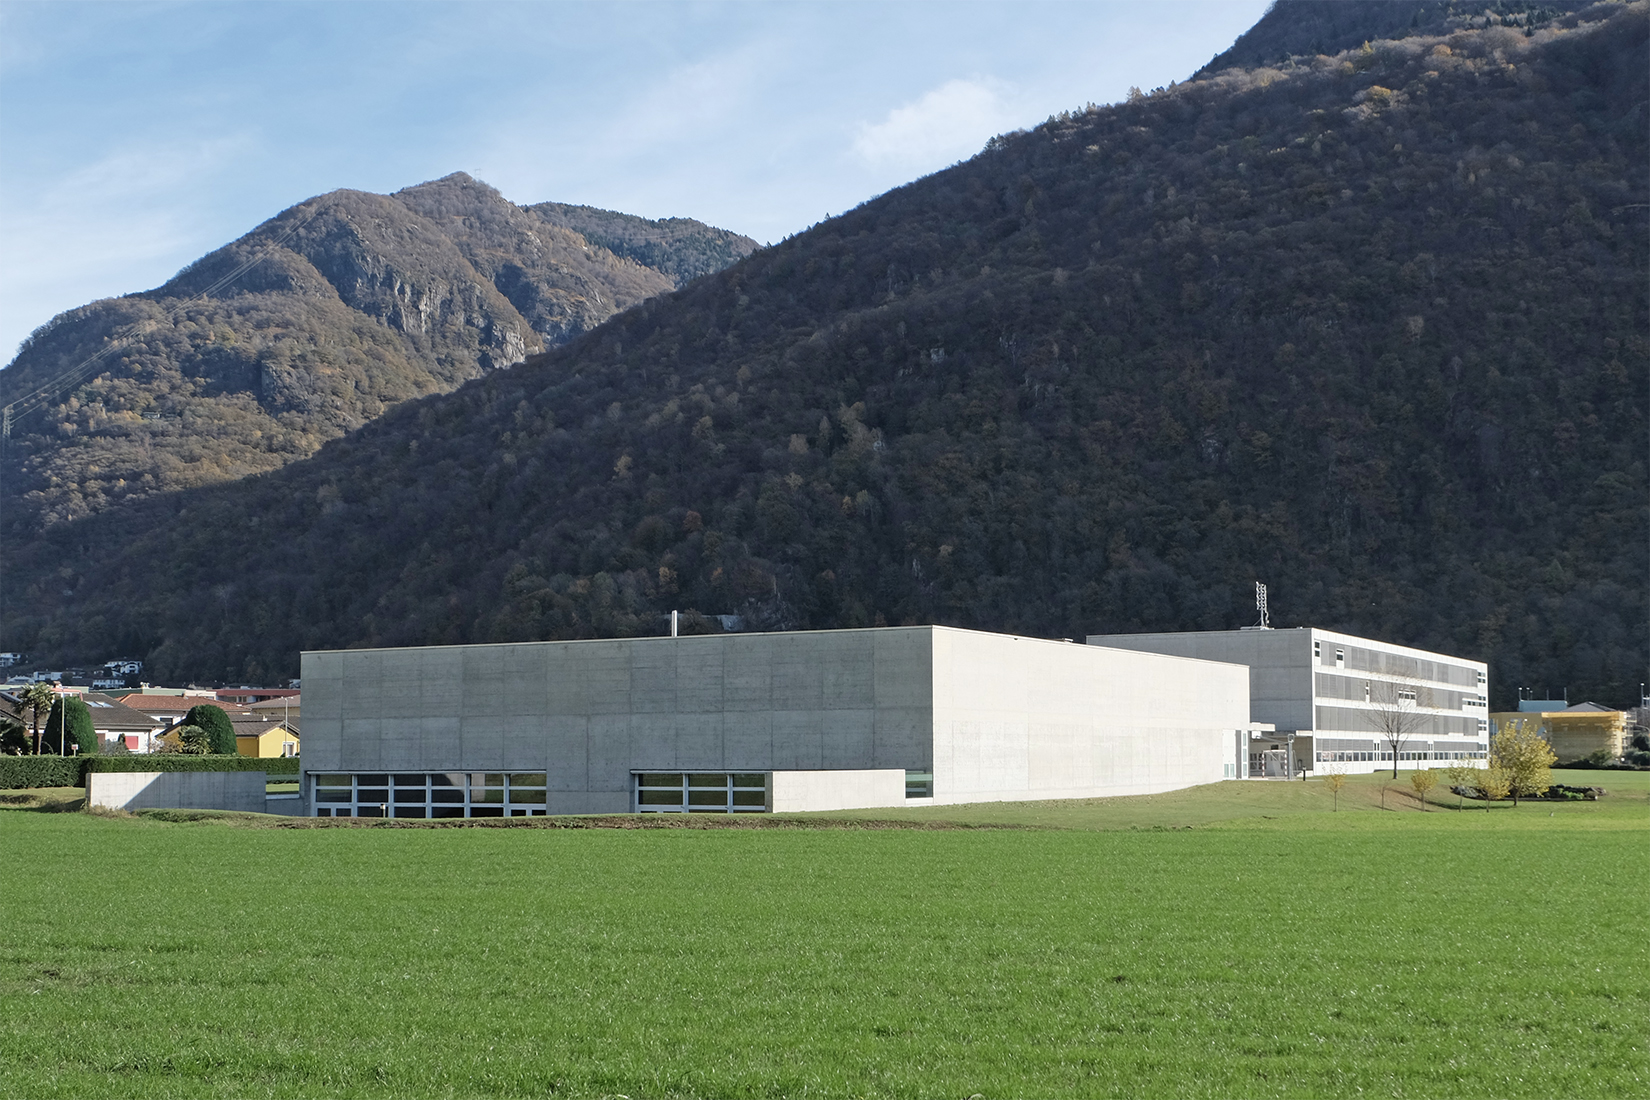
0;174;747;526
530;202;760;287
2;1;1644;707
1198;0;1597;76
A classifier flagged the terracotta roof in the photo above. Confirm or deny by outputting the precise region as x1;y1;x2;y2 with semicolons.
115;694;253;717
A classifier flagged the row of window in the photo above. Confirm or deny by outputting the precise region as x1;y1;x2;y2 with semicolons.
312;772;546;818
312;769;939;817
635;772;767;813
1314;750;1487;763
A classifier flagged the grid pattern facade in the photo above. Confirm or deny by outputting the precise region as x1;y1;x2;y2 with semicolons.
312;772;547;817
633;772;768;813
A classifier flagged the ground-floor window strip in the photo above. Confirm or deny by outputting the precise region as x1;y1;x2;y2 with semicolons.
1313;750;1487;763
312;772;546;817
634;772;768;813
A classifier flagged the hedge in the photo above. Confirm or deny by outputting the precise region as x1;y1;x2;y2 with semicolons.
0;757;81;789
0;754;300;789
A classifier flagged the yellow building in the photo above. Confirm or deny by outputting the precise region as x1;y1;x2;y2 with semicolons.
234;720;300;758
1491;704;1624;763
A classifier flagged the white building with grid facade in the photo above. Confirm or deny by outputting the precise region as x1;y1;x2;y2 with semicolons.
1085;627;1489;776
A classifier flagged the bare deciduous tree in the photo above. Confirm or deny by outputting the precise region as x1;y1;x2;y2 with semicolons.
1369;674;1432;779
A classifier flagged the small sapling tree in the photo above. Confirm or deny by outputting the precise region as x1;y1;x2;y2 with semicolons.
1490;719;1556;807
1444;761;1478;810
183;704;237;755
1323;770;1347;811
1409;768;1437;811
1478;764;1511;808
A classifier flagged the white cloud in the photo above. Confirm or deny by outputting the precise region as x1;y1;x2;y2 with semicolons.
852;77;1019;173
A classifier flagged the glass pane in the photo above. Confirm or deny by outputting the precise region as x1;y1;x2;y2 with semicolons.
316;789;351;803
472;788;505;804
688;790;728;806
637;774;682;788
732;774;766;788
393;775;426;787
390;806;427;819
688;773;726;787
431;789;465;803
732;790;766;807
430;772;464;789
482;773;507;787
470;807;503;818
638;790;685;806
316;774;351;789
687;807;726;814
508;789;546;804
359;775;388;786
357;805;384;818
356;789;388;805
431;806;464;818
510;773;546;787
393;789;425;803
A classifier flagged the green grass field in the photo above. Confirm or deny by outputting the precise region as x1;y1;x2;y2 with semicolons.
2;773;1645;1098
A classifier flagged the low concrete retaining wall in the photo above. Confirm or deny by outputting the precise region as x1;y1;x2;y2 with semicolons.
264;792;306;816
769;769;906;813
87;771;268;813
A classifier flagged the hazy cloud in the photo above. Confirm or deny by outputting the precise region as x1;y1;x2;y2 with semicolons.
852;78;1018;173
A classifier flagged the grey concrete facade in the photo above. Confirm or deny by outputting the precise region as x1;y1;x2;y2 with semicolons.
1085;627;1489;775
302;626;1254;815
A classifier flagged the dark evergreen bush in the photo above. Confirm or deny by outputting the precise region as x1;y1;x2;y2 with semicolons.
42;696;98;754
182;705;237;755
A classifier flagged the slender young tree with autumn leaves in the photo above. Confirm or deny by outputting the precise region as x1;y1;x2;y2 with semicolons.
1491;719;1557;807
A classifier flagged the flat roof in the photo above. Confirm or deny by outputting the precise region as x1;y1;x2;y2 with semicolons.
304;623;1251;673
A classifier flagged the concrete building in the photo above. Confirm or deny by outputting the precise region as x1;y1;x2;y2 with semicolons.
1085;627;1488;776
300;626;1259;818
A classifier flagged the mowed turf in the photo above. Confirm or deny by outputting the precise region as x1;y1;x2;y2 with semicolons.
1;777;1645;1099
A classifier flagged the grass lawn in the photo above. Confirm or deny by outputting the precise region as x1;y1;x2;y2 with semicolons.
1;774;1644;1098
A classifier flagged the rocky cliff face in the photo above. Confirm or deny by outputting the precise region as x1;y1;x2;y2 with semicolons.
0;175;732;525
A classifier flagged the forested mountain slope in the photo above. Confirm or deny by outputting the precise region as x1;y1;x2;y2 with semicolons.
1199;0;1595;75
0;175;744;525
4;2;1644;706
530;202;761;287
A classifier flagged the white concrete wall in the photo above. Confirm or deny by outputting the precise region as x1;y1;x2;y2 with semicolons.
769;769;907;812
303;628;935;815
1087;628;1316;733
931;631;1250;803
86;771;267;812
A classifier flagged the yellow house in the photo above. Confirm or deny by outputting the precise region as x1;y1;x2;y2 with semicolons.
1491;704;1624;763
234;720;299;758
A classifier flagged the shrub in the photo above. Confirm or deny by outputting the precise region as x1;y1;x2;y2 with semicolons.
42;697;98;755
178;725;212;754
0;757;82;789
182;705;237;755
0;754;299;789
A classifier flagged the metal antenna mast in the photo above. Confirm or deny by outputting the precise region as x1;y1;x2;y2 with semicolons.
1255;581;1270;629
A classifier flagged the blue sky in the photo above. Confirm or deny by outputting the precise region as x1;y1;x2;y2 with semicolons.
0;0;1269;362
